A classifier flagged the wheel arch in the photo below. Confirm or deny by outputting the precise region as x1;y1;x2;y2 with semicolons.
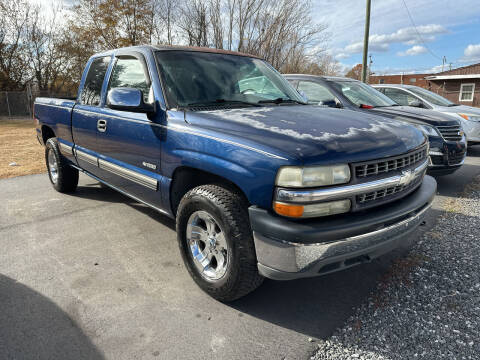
169;166;250;216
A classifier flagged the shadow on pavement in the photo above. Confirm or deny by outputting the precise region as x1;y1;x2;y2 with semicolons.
0;274;104;360
231;207;444;339
73;182;176;230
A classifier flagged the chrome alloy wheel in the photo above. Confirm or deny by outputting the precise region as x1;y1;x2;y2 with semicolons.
48;149;58;184
186;210;229;281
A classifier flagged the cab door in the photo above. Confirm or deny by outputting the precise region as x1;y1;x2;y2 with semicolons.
94;52;165;210
72;56;111;175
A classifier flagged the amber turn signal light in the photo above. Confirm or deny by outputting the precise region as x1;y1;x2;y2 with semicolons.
273;202;304;218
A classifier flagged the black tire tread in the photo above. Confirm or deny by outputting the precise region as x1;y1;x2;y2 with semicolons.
45;138;79;193
177;184;263;301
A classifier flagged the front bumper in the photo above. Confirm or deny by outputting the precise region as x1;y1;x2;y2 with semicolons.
249;175;437;280
460;118;480;143
427;136;466;175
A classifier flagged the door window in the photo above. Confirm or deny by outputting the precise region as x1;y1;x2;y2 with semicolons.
297;81;336;105
80;56;111;106
108;56;152;103
383;88;419;106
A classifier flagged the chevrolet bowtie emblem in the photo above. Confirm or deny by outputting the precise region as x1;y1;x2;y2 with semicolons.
398;169;416;186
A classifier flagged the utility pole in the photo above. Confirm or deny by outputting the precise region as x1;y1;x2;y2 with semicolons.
442;56;447;72
367;55;373;83
361;0;372;83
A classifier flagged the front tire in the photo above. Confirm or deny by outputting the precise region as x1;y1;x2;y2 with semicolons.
45;138;79;193
176;185;263;302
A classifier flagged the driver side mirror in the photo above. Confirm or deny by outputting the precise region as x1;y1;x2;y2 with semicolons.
409;100;424;108
107;87;156;117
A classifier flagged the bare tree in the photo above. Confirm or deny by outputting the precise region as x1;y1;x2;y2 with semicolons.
0;0;31;90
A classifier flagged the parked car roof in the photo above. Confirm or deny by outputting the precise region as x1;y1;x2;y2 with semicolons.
372;84;417;89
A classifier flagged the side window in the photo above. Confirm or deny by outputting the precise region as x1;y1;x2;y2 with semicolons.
108;56;151;103
297;81;336;105
384;88;418;106
80;57;110;106
459;83;475;102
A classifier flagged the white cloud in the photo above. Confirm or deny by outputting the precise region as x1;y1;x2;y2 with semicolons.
314;0;479;47
397;45;428;57
461;44;480;62
335;24;446;59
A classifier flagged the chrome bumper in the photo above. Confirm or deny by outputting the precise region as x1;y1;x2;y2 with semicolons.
255;203;430;280
251;175;437;280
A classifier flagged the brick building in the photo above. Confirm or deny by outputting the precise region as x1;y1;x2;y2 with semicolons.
425;63;480;107
368;62;480;108
369;73;430;88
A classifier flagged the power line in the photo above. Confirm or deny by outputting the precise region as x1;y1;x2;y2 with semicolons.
400;0;442;61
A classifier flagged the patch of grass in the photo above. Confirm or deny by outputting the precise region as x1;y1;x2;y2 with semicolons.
0;118;45;179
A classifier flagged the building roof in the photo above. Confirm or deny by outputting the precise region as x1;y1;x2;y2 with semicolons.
425;74;480;80
433;62;480;76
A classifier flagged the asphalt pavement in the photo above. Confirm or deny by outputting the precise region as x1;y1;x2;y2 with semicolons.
1;146;479;360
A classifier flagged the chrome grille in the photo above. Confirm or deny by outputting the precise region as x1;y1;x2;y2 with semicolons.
436;125;462;141
357;176;422;204
354;146;427;179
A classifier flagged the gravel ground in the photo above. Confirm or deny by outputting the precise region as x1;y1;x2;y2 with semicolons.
313;177;480;360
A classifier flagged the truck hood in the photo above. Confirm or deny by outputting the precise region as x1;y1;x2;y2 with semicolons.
184;105;426;165
435;104;480;116
370;106;460;127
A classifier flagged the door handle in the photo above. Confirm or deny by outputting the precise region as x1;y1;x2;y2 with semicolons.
97;119;107;132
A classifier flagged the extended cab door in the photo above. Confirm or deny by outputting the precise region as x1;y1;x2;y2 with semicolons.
72;56;111;175
94;52;165;210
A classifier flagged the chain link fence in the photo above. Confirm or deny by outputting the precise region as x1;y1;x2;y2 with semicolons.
0;91;33;118
0;89;77;119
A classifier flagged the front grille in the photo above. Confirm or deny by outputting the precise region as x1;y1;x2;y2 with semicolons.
354;146;427;179
436;125;462;141
449;150;466;165
357;175;423;204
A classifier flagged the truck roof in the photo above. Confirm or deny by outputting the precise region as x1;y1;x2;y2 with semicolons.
284;74;360;82
93;44;262;59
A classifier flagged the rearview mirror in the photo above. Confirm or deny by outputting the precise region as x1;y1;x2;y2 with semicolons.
298;90;308;103
107;87;156;117
319;99;339;108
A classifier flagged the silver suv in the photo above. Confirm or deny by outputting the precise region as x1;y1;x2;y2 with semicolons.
373;84;480;145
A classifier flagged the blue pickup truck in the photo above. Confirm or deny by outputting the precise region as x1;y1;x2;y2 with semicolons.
35;45;436;301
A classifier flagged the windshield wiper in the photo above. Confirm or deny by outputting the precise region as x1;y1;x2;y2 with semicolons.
187;99;261;108
258;97;306;105
448;103;460;107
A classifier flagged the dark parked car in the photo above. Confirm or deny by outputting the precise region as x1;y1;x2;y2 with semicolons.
285;75;467;175
34;46;436;301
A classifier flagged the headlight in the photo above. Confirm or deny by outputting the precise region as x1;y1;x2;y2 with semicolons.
413;124;440;137
276;164;351;187
458;113;480;122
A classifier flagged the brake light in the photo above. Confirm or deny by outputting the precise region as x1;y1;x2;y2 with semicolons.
360;104;374;109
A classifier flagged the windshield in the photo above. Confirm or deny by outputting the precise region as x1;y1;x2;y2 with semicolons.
155;50;304;108
330;80;397;107
407;86;456;106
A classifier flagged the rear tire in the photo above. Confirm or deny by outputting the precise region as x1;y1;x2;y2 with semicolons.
45;138;79;193
176;184;263;302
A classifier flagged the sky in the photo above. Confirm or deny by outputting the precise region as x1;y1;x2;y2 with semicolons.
29;0;480;75
313;0;480;74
